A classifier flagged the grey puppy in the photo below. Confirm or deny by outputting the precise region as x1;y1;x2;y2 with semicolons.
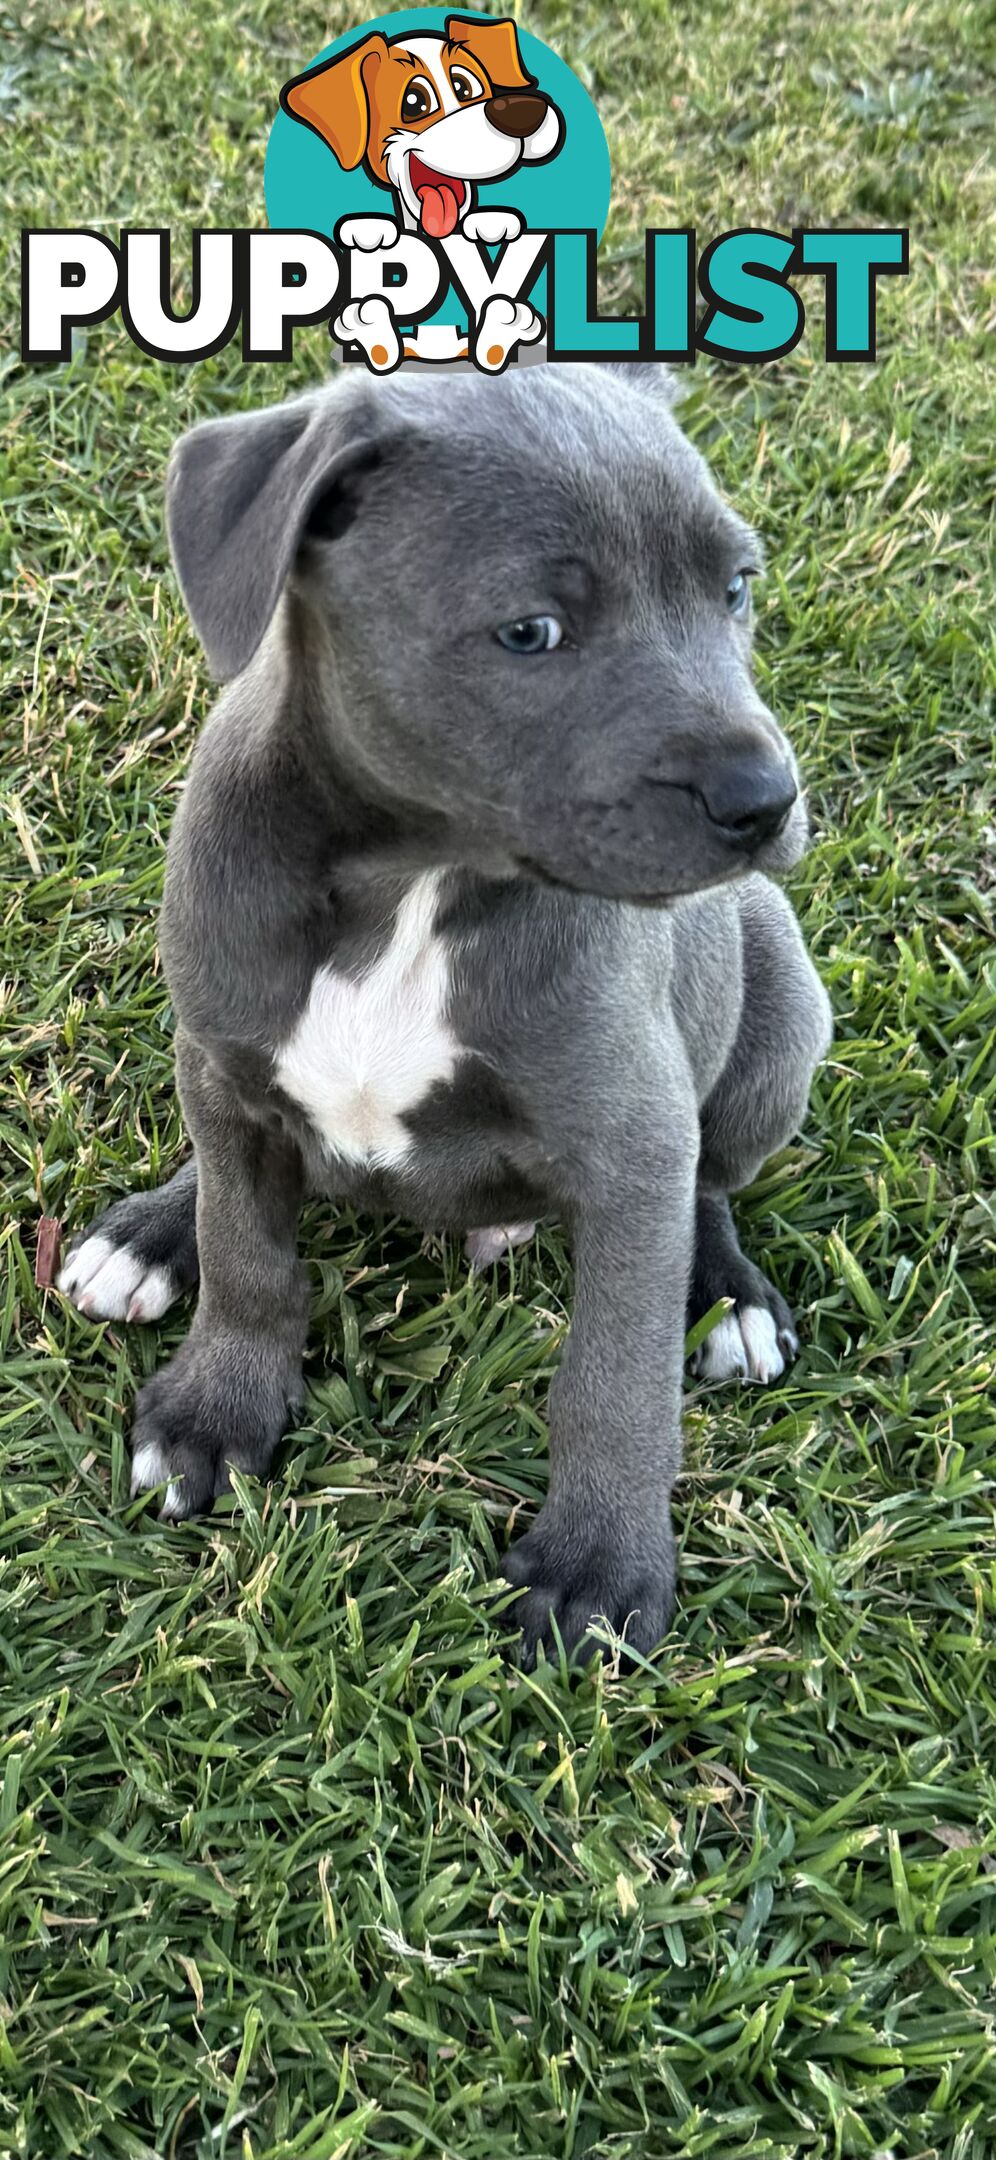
59;362;831;1664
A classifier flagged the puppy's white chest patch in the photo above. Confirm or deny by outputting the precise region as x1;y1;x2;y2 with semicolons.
275;873;459;1168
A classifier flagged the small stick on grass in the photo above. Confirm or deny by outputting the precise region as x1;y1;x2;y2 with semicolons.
35;1216;62;1289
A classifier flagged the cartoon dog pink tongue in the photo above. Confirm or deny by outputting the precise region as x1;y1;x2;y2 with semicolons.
409;154;467;239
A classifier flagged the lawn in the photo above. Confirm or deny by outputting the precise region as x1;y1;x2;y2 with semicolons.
2;0;995;2154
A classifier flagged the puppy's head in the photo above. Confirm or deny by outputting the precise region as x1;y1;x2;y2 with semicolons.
281;17;564;237
166;364;809;903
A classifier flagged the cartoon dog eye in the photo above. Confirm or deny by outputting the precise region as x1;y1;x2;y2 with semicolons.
401;77;438;122
449;66;484;103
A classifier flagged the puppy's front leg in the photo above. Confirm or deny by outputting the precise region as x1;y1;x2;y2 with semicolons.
130;1036;307;1518
506;1139;697;1665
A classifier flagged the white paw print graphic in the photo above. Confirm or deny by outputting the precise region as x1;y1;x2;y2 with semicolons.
333;296;400;372
474;295;544;372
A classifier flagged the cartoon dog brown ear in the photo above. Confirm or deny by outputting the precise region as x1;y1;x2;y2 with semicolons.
280;33;388;172
444;14;534;91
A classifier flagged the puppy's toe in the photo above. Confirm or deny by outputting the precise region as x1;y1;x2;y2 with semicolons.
129;1435;186;1519
504;1513;675;1667
128;1345;295;1523
128;1380;216;1517
692;1302;794;1385
738;1304;787;1383
776;1319;800;1363
464;1221;535;1270
693;1311;749;1381
59;1233;178;1323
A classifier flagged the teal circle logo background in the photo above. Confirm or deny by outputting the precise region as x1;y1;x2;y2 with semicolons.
264;9;611;330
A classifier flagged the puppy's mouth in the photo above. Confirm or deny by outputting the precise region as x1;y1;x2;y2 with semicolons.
408;153;468;239
513;793;807;906
515;855;687;906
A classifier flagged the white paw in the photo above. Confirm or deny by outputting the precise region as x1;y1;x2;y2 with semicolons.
129;1437;184;1517
58;1233;177;1323
337;215;398;252
333;296;400;371
473;295;543;372
464;1221;535;1270
692;1304;793;1385
462;208;523;245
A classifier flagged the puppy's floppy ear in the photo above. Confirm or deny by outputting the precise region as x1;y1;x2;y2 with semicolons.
445;14;533;90
166;388;377;682
280;33;387;171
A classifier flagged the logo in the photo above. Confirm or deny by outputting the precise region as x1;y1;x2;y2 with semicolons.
265;9;608;372
19;9;908;370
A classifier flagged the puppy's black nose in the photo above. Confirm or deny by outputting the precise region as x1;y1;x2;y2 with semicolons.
702;760;798;847
485;92;549;138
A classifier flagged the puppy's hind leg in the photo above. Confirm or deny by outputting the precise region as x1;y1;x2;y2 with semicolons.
59;1158;199;1323
689;880;831;1386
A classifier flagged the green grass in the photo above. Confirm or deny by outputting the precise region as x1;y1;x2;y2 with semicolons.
2;0;995;2154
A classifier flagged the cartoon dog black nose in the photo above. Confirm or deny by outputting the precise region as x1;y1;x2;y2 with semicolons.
702;759;798;847
485;92;550;138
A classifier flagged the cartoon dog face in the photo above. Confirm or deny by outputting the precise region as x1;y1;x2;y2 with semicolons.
281;15;564;237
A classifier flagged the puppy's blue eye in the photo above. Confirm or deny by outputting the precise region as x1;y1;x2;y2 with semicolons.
726;572;751;618
495;615;563;654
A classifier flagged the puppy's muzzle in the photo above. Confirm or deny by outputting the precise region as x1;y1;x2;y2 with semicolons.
701;757;798;849
485;91;550;139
